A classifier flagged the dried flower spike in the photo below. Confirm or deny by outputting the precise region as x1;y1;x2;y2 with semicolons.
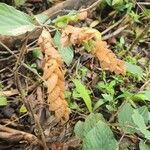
38;30;70;124
92;41;126;75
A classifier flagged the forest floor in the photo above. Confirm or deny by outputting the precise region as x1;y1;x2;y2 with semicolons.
0;0;150;150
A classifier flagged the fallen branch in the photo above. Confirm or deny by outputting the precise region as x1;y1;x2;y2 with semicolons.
42;0;98;18
0;124;42;145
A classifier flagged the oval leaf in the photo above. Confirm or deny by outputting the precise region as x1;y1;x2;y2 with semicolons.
0;3;36;36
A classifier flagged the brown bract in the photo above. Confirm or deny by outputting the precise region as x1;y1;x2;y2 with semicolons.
61;25;126;75
92;41;126;75
61;25;96;46
38;30;70;124
77;11;88;20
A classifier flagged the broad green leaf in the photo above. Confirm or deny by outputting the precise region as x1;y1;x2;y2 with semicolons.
73;79;92;112
118;103;136;133
126;62;143;79
14;0;26;6
84;121;118;150
138;106;149;125
132;110;150;140
139;140;150;150
118;103;150;136
0;96;7;106
75;113;118;150
19;104;27;113
53;31;74;66
74;113;103;139
0;3;36;36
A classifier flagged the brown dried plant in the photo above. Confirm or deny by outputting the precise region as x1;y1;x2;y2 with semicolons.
61;25;126;75
91;41;126;75
38;30;70;124
61;25;96;46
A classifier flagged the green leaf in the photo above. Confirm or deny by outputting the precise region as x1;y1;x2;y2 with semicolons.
84;121;118;150
126;62;144;79
19;104;27;113
0;96;7;106
105;0;112;6
0;3;36;36
52;11;78;27
112;0;122;6
139;140;150;150
73;79;92;112
32;48;42;59
118;103;136;133
135;90;150;101
132;110;150;140
102;94;113;101
138;106;149;125
93;99;105;111
14;0;26;6
35;14;51;25
53;31;74;66
83;40;96;52
74;113;118;150
142;9;150;17
74;113;103;139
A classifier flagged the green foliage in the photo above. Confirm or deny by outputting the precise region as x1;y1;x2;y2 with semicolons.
118;103;136;133
83;40;96;52
96;81;118;111
135;90;150;101
132;110;150;140
32;48;42;59
97;81;116;96
53;31;74;66
118;103;150;140
0;96;7;106
52;11;78;27
19;104;27;113
35;14;51;25
0;3;36;36
139;140;150;150
74;113;118;150
126;62;144;79
141;9;150;17
105;0;133;12
117;89;150;103
129;11;140;23
73;79;92;113
94;94;115;112
115;36;125;50
14;0;26;6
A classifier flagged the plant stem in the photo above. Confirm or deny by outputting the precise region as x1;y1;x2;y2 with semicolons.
128;24;150;52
